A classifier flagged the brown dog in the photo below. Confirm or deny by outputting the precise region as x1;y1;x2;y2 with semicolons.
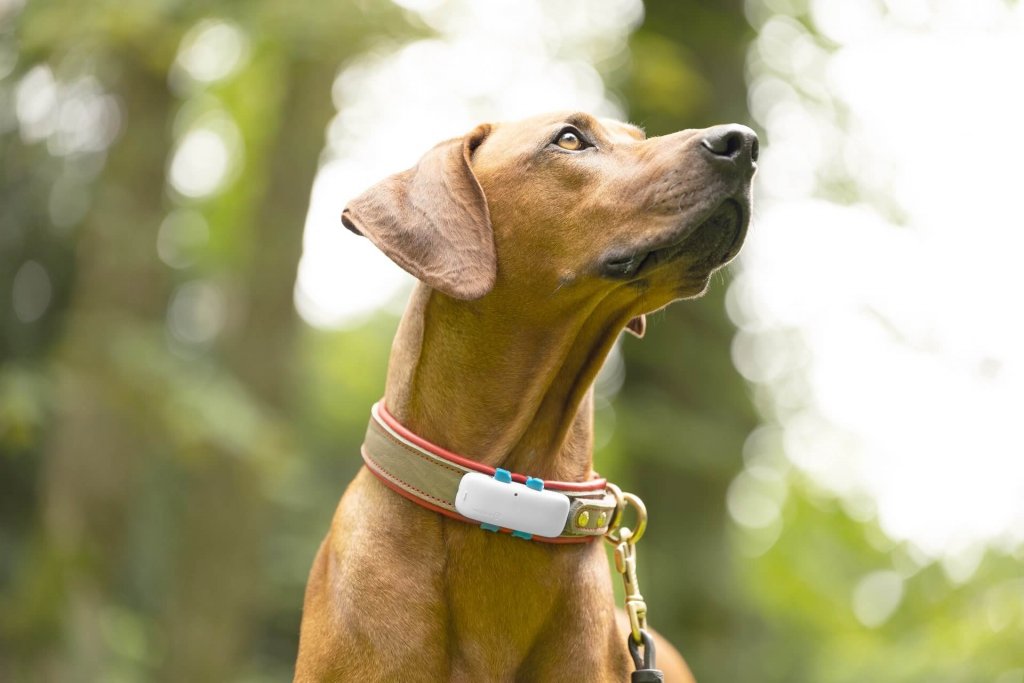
295;111;756;682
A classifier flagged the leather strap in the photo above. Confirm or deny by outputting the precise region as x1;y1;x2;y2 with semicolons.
361;402;619;543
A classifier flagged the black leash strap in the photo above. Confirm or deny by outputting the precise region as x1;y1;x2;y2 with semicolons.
627;628;664;682
604;485;666;682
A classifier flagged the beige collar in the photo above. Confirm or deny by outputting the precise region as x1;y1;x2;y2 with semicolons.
361;401;620;543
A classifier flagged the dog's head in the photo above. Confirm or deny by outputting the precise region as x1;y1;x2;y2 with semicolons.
342;111;756;336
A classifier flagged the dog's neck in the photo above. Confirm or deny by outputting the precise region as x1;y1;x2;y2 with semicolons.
383;283;627;482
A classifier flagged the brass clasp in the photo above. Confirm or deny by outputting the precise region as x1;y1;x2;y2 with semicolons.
604;483;650;644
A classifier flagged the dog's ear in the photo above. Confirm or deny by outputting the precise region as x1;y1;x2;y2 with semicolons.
625;315;646;338
341;125;495;301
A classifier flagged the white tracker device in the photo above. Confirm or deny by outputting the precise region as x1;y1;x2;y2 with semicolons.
455;471;571;538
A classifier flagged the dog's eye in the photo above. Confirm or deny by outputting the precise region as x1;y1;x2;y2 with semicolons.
554;128;591;151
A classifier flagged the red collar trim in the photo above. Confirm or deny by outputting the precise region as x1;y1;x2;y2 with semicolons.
377;402;608;493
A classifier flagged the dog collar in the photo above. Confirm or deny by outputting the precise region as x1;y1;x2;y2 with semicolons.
361;401;620;543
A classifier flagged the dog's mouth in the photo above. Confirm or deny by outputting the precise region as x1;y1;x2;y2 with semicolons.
602;199;746;280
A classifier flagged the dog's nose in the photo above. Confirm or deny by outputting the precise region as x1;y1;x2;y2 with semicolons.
701;124;759;165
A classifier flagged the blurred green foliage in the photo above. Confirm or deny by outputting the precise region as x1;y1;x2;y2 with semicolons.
1;1;1020;682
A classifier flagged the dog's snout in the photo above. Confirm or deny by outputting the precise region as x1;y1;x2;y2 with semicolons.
701;124;759;165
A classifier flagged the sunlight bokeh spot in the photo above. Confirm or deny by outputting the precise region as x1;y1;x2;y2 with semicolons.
727;466;787;530
157;209;210;269
12;260;52;324
47;76;120;157
14;65;56;142
175;20;249;84
167;280;227;346
852;570;904;628
168;114;242;199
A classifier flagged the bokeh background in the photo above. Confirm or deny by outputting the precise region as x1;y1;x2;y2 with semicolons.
2;0;1022;681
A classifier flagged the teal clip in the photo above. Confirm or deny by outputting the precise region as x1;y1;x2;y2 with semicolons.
486;469;538;540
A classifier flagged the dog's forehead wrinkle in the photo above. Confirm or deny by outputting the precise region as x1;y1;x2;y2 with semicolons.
600;117;646;142
562;111;600;131
544;111;619;146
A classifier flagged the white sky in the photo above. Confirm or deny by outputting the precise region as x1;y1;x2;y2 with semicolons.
294;0;1024;566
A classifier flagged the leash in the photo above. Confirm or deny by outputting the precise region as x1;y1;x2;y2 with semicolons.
360;401;665;681
604;483;664;682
